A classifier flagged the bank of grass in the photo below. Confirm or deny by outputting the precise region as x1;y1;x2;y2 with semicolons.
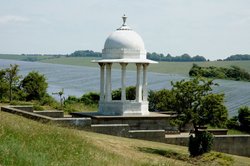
1;111;250;166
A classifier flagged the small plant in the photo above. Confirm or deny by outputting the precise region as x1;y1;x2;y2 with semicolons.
33;104;44;111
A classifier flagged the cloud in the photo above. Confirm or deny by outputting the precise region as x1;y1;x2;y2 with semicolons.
0;15;30;25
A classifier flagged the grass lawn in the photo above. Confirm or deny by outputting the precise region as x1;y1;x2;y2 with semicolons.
1;111;250;166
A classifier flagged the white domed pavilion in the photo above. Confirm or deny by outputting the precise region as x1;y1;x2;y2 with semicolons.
92;15;157;115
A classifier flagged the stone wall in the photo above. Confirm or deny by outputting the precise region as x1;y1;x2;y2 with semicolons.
165;135;250;157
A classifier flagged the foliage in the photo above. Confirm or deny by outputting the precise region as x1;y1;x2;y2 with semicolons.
68;50;207;62
20;71;48;101
148;89;174;112
112;86;136;100
0;69;8;100
33;104;44;111
226;106;250;133
147;52;207;62
226;116;239;129
189;131;214;157
225;54;250;61
80;92;100;105
238;106;250;131
69;50;101;57
189;64;250;81
4;64;21;102
171;77;228;130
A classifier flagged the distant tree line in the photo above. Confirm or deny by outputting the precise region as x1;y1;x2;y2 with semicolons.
18;51;250;62
224;54;250;61
68;50;102;57
189;64;250;81
146;53;207;62
67;50;207;62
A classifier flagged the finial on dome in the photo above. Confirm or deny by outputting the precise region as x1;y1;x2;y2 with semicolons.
122;14;127;26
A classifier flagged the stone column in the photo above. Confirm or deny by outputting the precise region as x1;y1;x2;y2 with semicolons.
105;63;112;101
99;63;105;102
143;63;149;101
136;63;142;102
120;63;128;101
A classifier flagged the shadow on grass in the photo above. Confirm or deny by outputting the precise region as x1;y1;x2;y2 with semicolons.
137;147;189;161
137;147;234;166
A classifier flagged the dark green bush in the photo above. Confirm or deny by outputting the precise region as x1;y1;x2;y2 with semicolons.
111;86;136;100
64;95;80;104
188;131;214;156
226;116;239;129
189;64;250;81
80;92;100;105
238;106;250;131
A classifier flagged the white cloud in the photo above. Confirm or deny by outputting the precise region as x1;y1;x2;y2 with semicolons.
0;15;30;25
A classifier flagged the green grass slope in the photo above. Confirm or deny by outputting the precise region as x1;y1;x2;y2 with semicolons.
1;111;250;166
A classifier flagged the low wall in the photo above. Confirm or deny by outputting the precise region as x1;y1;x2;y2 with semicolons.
165;135;250;157
34;111;64;118
12;106;33;112
1;106;91;128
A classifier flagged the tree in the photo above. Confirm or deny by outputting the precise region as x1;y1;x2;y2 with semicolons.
238;106;250;131
4;64;21;102
0;69;8;100
148;89;174;112
20;71;48;101
80;92;100;105
171;77;228;131
171;77;228;156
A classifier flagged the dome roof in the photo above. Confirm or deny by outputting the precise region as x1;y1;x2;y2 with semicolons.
104;28;145;50
102;15;147;60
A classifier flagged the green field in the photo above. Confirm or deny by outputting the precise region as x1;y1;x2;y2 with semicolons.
1;111;249;166
1;54;250;76
40;57;250;76
0;54;58;62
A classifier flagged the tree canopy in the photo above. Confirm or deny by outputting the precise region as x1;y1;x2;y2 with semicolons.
224;54;250;61
20;71;48;100
3;64;21;102
189;64;250;81
148;77;228;131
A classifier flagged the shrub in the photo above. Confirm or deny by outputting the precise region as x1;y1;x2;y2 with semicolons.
80;92;100;105
226;116;239;129
20;71;48;101
189;131;214;156
238;106;250;131
33;104;44;111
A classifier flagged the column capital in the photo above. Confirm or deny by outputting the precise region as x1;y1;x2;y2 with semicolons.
120;63;128;66
98;62;105;67
136;63;142;67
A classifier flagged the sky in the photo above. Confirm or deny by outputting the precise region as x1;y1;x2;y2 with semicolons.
0;0;250;60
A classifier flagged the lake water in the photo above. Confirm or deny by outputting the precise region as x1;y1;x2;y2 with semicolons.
0;59;249;116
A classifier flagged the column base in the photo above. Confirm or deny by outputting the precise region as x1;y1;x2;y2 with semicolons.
99;101;149;116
